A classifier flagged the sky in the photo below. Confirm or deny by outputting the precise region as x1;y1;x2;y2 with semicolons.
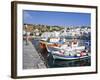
23;10;91;27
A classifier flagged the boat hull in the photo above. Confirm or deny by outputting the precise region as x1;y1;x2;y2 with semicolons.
52;53;90;60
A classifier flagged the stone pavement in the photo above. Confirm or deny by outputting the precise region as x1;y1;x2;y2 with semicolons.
23;40;46;69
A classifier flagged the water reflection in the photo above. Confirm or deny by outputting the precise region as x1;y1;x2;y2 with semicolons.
48;57;91;68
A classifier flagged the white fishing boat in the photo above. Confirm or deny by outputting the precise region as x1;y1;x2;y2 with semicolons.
45;38;90;60
39;31;90;61
46;45;90;60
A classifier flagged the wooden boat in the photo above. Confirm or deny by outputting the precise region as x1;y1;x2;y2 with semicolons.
39;37;90;61
46;45;90;60
39;37;61;49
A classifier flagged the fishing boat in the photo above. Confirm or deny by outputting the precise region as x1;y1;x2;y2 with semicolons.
46;45;90;60
40;37;90;60
39;30;90;61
